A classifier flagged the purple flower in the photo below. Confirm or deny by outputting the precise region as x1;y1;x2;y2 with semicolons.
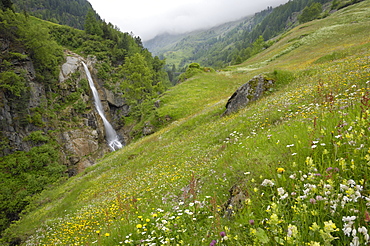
326;167;333;172
220;231;226;237
310;198;316;204
249;219;255;225
210;240;217;246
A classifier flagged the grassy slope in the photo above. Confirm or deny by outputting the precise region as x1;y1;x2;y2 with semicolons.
4;1;370;245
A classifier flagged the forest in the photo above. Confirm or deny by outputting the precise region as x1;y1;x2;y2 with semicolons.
155;0;364;73
0;0;169;235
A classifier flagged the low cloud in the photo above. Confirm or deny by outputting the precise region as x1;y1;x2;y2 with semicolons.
89;0;289;41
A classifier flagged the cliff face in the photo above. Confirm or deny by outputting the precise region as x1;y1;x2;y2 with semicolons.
0;49;129;175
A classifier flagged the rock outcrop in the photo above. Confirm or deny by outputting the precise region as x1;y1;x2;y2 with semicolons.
0;49;130;175
223;74;274;116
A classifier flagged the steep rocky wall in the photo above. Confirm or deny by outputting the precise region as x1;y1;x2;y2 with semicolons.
0;50;130;175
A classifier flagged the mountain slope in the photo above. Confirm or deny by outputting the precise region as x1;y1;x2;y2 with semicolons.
144;10;271;69
144;0;341;70
11;0;99;30
2;0;370;245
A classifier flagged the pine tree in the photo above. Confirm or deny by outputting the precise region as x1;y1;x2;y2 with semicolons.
0;0;13;11
84;9;102;36
120;53;158;120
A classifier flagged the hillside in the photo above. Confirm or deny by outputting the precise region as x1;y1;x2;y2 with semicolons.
144;0;348;71
143;15;257;69
144;9;271;70
0;4;169;239
3;0;369;245
11;0;99;30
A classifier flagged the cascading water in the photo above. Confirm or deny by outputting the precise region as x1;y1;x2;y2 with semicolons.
82;62;123;151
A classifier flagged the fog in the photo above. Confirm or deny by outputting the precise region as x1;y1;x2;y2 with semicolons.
88;0;289;41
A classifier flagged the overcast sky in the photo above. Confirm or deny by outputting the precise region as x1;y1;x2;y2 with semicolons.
88;0;289;41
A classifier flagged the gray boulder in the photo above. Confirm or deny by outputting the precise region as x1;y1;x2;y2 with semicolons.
223;74;274;116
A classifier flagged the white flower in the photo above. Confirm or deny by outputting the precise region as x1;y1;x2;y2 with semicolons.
280;193;288;200
350;236;360;246
277;187;285;196
289;174;296;179
347;179;356;187
343;226;352;236
342;216;356;222
261;179;275;187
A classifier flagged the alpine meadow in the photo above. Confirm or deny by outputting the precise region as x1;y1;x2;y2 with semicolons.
1;0;370;245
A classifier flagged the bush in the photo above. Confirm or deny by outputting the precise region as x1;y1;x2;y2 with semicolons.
0;71;25;97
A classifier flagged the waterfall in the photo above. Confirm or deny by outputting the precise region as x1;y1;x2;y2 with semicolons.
82;62;123;151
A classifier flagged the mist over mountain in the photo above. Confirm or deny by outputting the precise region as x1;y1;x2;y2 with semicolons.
87;0;290;41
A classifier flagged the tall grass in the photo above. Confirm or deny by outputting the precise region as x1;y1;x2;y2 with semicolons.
3;1;370;245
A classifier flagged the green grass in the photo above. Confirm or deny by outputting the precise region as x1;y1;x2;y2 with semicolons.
2;1;370;245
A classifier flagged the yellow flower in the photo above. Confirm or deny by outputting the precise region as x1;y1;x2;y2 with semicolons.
136;224;143;229
104;233;110;237
277;168;285;173
95;230;100;234
146;218;150;222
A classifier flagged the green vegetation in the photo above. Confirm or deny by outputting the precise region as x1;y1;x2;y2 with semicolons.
0;2;169;238
11;0;98;30
148;0;337;71
2;0;369;245
177;63;215;83
0;138;65;234
298;2;323;23
0;71;25;97
119;53;164;121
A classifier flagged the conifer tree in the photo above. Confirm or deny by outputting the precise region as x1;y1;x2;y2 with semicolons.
0;0;13;11
84;9;103;36
120;53;159;120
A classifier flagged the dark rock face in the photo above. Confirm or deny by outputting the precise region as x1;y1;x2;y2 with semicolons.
223;74;274;116
0;49;131;174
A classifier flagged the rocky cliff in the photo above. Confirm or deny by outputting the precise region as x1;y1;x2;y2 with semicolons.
0;50;129;175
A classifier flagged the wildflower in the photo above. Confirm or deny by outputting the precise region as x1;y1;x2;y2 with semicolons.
277;187;285;196
220;231;226;237
277;168;285;173
324;220;338;232
261;179;275;187
95;230;100;234
249;219;255;225
310;222;320;231
316;195;324;201
136;224;143;229
209;240;217;246
287;224;298;237
105;233;110;237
